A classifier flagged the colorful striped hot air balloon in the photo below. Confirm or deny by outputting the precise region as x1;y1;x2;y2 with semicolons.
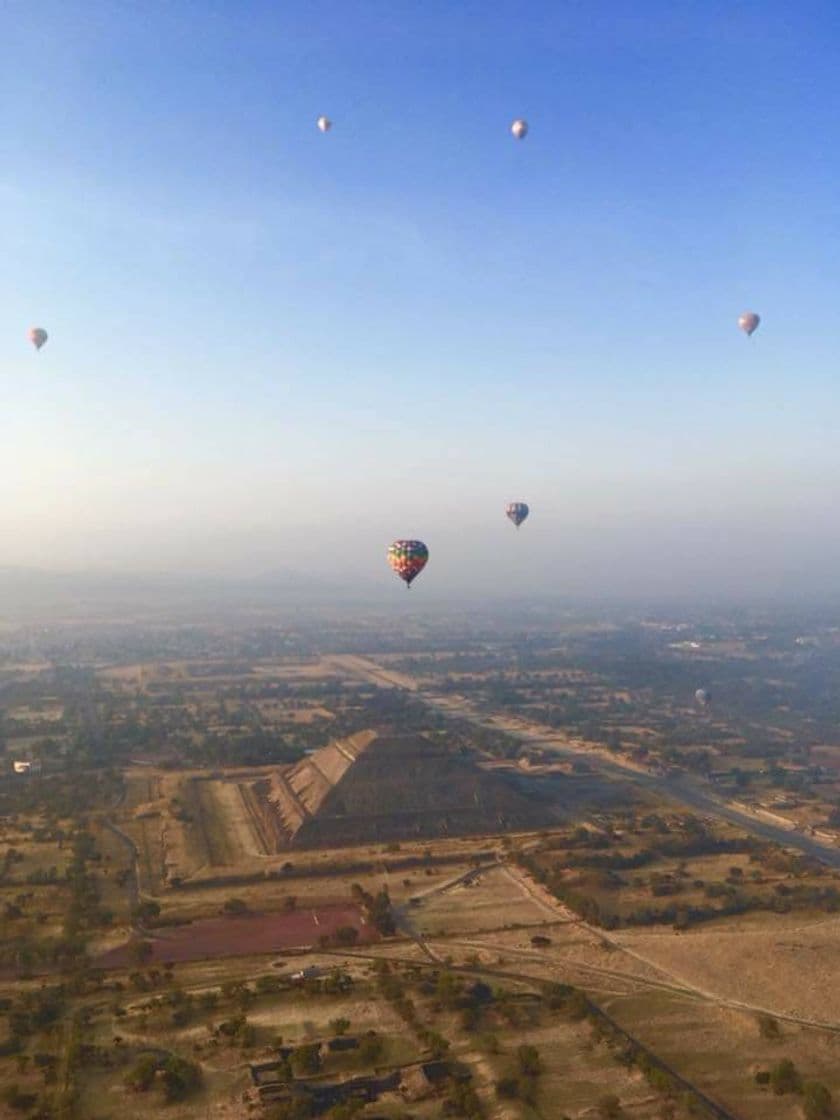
28;327;48;350
506;501;529;529
387;540;429;589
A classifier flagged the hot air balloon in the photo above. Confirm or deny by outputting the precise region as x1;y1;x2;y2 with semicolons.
738;312;760;337
317;115;332;133
695;688;711;708
506;501;529;529
511;119;528;140
28;327;48;350
387;540;428;589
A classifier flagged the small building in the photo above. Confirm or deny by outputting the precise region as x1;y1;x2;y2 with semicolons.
12;761;31;775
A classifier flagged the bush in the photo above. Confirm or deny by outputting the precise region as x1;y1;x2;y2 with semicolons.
222;897;249;916
125;1054;158;1092
132;900;161;925
517;1044;542;1077
495;1077;519;1099
597;1095;622;1119
161;1055;202;1102
770;1058;802;1095
757;1013;781;1040
358;1031;384;1064
292;1043;322;1076
803;1081;833;1120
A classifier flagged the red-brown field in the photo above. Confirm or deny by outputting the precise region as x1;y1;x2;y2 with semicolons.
99;903;374;967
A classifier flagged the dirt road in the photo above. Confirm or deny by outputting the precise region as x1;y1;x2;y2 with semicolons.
334;654;840;869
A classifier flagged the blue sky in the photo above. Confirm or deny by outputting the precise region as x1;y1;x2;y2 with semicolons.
1;1;839;599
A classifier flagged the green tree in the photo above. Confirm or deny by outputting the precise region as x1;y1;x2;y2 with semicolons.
330;1017;351;1037
132;899;161;925
597;1095;622;1119
222;897;249;916
128;938;153;966
770;1058;802;1096
334;925;358;946
292;1043;322;1076
160;1055;202;1102
517;1045;542;1077
359;1031;384;1064
803;1082;833;1120
125;1053;158;1092
758;1013;781;1040
495;1077;519;1099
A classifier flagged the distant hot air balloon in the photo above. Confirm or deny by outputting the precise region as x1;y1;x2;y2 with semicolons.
695;688;711;708
28;327;48;350
738;312;760;337
506;501;530;529
511;119;528;140
387;540;429;589
317;115;332;133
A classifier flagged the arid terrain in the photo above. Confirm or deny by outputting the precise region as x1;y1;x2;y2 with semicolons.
2;606;840;1119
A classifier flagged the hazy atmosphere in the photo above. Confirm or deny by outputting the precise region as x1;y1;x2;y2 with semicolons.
6;9;840;1118
2;1;840;599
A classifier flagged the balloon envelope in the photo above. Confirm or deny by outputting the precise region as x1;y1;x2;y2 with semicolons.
387;540;429;588
28;327;48;350
317;115;332;132
506;501;530;528
695;688;711;707
511;118;528;139
738;312;760;336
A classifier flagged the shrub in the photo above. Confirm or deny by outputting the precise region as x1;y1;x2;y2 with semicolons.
495;1077;519;1099
160;1055;202;1102
803;1081;833;1120
757;1013;781;1040
769;1058;802;1095
358;1031;384;1065
517;1045;542;1077
125;1053;158;1092
597;1095;622;1119
292;1043;322;1076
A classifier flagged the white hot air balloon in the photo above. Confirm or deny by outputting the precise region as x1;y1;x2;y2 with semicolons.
317;115;332;133
511;119;528;140
28;327;48;350
738;311;760;337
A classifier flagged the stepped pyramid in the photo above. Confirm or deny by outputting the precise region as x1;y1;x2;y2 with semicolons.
253;731;552;848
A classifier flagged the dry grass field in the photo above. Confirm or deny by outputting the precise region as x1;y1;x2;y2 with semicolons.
613;911;840;1022
599;988;840;1120
407;865;556;938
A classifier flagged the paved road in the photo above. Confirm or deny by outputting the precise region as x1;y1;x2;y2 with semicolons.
334;654;840;870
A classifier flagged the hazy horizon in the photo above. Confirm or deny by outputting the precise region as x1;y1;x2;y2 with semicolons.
3;2;840;602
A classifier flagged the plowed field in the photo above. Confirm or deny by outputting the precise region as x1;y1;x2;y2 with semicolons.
99;903;373;967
